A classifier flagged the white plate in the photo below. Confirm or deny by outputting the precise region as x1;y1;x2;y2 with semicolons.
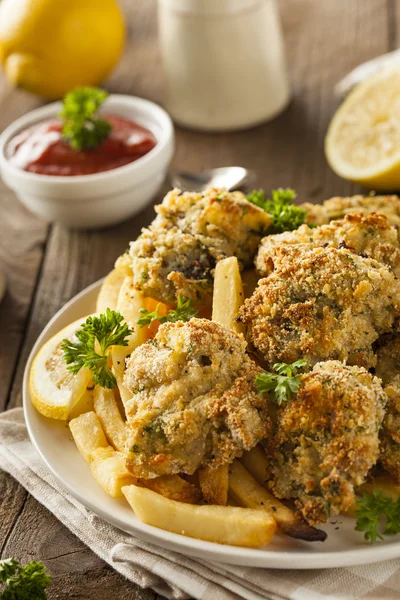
23;280;400;568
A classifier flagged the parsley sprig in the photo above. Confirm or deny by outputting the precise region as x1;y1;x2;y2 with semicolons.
59;87;112;150
62;309;132;389
137;296;199;328
256;360;308;405
247;188;308;233
0;558;51;599
355;491;400;543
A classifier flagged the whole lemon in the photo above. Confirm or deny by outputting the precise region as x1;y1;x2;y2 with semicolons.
0;0;125;99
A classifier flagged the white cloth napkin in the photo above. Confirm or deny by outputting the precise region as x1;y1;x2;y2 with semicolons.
1;408;400;600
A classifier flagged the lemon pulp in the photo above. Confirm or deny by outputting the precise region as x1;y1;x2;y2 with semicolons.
326;67;400;191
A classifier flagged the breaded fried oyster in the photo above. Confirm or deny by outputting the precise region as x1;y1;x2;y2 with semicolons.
117;188;271;305
239;246;400;369
266;361;387;525
301;194;400;227
256;212;400;278
376;333;400;483
123;318;270;479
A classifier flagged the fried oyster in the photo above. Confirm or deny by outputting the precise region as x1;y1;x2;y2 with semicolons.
239;245;400;369
123;318;270;479
117;188;271;305
265;361;387;525
301;194;400;227
376;333;400;483
256;212;400;278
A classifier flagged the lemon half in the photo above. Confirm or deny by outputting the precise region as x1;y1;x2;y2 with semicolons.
326;67;400;191
29;317;92;420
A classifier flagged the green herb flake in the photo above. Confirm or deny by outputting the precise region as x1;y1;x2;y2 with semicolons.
59;86;111;150
247;188;309;233
137;296;198;328
62;309;132;390
0;558;51;599
255;359;309;405
355;490;400;543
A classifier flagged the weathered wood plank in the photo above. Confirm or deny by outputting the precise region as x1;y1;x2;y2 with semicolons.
389;0;400;53
1;492;156;600
107;0;163;104
0;86;48;411
0;472;28;553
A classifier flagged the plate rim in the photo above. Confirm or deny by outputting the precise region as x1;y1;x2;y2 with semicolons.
22;279;400;569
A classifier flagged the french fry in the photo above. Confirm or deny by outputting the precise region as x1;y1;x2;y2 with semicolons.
239;447;326;541
96;269;126;313
112;347;134;408
69;411;109;463
240;445;270;487
122;485;277;547
112;277;148;407
90;447;137;497
116;276;148;333
212;257;245;334
68;387;95;420
93;385;126;452
347;474;400;517
139;475;202;504
70;412;136;497
360;474;400;501
198;464;229;505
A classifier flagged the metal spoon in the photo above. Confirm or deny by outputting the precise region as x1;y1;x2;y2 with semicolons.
169;166;256;192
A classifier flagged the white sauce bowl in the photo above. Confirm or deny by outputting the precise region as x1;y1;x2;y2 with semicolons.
0;95;174;229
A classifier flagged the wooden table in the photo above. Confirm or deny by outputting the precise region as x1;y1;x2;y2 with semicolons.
0;0;396;597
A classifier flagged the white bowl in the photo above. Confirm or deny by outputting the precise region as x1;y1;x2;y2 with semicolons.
0;95;174;229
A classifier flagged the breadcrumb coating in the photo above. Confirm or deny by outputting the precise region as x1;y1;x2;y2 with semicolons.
301;194;400;227
123;318;270;478
239;245;400;369
266;361;386;525
117;188;270;305
256;212;400;278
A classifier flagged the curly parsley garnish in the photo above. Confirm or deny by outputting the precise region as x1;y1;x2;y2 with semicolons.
355;491;400;543
256;360;309;405
247;188;308;233
59;87;112;150
0;558;51;599
137;296;199;328
62;309;132;389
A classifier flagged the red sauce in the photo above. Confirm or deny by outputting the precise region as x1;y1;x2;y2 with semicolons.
6;115;157;176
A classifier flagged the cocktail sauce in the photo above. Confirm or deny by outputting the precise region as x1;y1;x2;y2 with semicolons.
7;115;156;176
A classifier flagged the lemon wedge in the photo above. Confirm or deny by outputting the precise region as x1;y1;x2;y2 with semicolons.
29;317;92;420
325;67;400;191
